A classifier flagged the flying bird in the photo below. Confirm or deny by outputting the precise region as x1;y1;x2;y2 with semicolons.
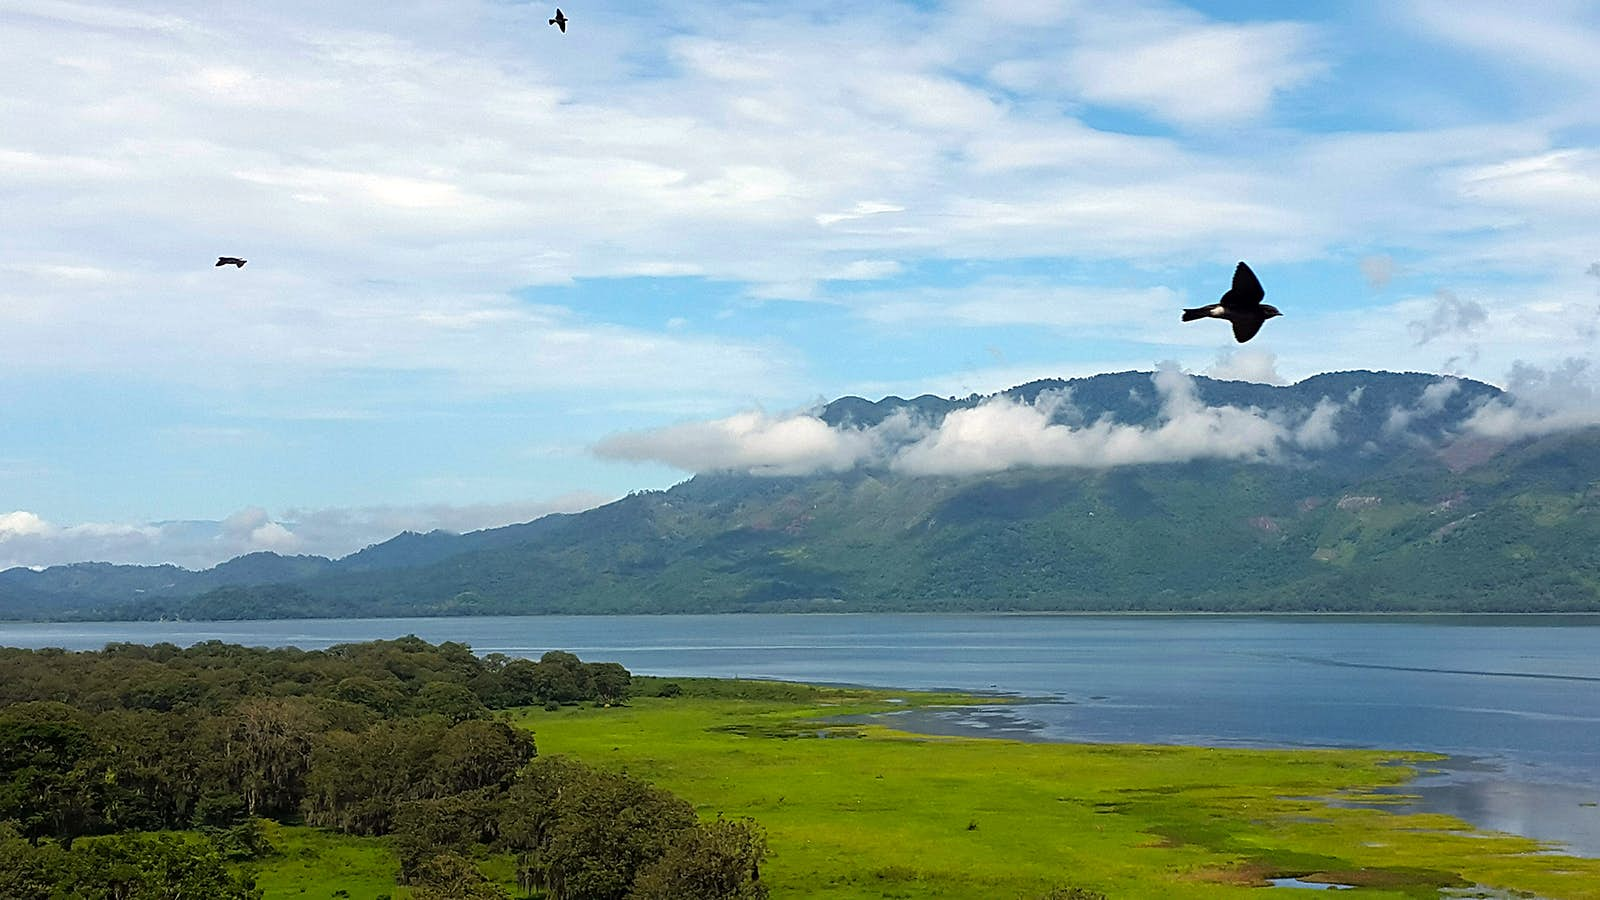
1182;261;1281;343
215;257;247;268
549;8;566;31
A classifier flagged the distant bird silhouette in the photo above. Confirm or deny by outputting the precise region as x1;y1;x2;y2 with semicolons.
549;8;566;32
1182;261;1281;343
215;257;247;268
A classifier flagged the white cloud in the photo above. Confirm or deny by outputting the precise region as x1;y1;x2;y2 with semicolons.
0;511;52;539
1;0;1588;405
815;201;905;227
1206;348;1285;384
855;280;1178;331
595;368;1350;479
1294;397;1344;450
1408;289;1487;344
0;495;607;571
1455;150;1600;217
1463;359;1600;439
1384;377;1462;436
593;410;887;477
1407;0;1600;90
892;367;1296;475
5;0;1600;543
830;259;903;281
1064;18;1325;127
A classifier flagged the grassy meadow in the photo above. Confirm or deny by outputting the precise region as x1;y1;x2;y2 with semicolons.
518;678;1600;899
250;678;1600;899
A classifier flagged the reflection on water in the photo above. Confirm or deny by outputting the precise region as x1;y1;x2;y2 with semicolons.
1268;876;1353;890
1383;760;1600;857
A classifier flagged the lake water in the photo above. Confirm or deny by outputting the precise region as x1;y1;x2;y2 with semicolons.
3;612;1598;855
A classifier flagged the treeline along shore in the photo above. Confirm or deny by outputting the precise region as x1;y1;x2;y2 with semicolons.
0;637;767;900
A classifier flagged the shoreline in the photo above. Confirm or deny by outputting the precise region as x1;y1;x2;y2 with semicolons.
862;702;1600;859
9;609;1600;627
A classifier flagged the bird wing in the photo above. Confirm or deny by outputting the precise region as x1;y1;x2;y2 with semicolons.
1229;261;1264;306
1231;311;1266;343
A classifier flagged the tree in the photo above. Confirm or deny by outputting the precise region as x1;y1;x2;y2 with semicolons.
393;789;503;884
408;851;511;900
303;721;444;835
588;663;631;705
224;697;323;817
0;822;59;900
303;718;529;837
0;703;105;846
495;658;542;707
430;720;536;796
7;832;261;900
631;817;769;900
97;708;227;831
415;681;490;724
332;676;403;715
500;756;696;900
532;652;593;705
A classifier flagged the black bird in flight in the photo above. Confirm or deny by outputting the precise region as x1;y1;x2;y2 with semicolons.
549;8;566;32
215;257;247;268
1182;261;1281;343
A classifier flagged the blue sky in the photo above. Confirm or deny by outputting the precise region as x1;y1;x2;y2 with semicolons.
2;0;1599;568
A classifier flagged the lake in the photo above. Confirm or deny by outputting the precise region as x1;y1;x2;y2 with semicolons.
4;612;1598;855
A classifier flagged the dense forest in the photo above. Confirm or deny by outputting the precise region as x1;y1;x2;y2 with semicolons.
0;638;767;899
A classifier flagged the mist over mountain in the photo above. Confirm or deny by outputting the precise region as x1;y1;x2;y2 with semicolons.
4;369;1597;620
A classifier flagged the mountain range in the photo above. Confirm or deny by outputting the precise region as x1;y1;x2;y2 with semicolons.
3;369;1597;621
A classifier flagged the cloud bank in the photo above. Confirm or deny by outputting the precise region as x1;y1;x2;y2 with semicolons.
596;368;1348;479
0;494;606;571
592;411;889;477
1464;358;1600;439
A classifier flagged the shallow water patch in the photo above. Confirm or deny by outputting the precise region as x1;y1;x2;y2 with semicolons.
1268;876;1354;890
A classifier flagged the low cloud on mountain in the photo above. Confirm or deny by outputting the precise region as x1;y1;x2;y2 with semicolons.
1464;358;1600;439
892;367;1301;475
1206;348;1286;385
593;410;896;476
1384;377;1463;437
596;368;1359;479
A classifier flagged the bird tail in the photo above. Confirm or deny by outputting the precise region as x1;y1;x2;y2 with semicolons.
1181;307;1209;322
548;17;555;23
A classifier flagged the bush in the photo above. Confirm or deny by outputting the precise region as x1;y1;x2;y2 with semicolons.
1036;887;1108;900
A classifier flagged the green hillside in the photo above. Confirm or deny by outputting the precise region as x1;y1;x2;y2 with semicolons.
150;423;1600;619
5;371;1598;620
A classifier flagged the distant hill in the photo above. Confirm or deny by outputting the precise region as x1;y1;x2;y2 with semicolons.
4;370;1597;621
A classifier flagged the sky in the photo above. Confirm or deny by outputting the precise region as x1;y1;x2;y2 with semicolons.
2;0;1599;570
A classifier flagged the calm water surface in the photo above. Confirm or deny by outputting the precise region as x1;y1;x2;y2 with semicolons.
3;613;1597;854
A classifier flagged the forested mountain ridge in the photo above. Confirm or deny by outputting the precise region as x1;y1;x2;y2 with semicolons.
4;370;1597;620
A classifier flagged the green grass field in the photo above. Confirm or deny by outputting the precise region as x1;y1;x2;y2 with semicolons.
512;678;1600;899
248;679;1600;899
250;822;522;900
248;822;413;900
